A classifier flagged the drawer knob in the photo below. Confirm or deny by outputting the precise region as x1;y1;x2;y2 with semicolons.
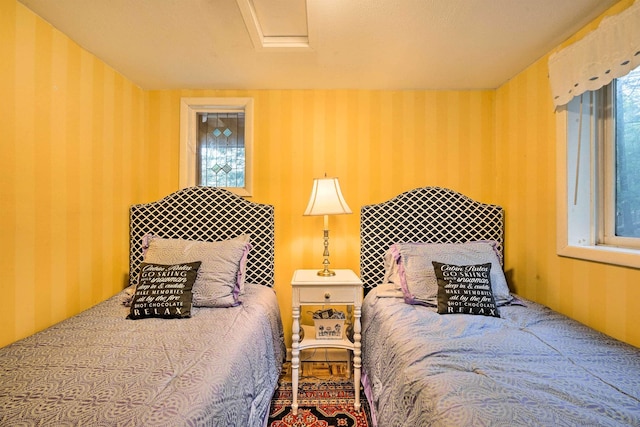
324;292;331;300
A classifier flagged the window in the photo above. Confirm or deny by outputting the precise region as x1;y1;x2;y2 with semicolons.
180;98;253;196
606;69;640;244
558;65;640;267
197;112;245;188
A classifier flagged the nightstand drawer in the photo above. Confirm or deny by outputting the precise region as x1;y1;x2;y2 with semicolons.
297;286;356;304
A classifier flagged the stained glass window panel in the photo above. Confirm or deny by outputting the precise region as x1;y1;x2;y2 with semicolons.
196;112;246;188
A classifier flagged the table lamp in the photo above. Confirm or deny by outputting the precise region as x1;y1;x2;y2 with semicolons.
303;176;352;276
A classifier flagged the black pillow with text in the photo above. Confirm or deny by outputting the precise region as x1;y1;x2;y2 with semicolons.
433;261;500;318
128;261;201;320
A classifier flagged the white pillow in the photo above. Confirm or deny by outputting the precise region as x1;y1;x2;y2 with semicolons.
143;235;251;307
389;241;513;307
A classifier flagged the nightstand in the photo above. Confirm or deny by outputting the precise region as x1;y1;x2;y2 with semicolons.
291;269;363;415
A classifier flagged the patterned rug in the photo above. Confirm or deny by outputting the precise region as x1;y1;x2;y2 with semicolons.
268;378;372;427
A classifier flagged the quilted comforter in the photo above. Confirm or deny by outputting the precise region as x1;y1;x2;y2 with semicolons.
0;284;285;426
362;284;640;427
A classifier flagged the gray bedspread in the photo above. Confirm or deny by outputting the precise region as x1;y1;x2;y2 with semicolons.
0;284;285;426
362;284;640;427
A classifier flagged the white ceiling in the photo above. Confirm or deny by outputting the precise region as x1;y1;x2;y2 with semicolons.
18;0;618;90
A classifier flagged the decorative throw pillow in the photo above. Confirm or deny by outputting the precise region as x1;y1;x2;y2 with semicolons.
390;241;513;307
128;261;201;320
433;261;500;317
143;235;251;307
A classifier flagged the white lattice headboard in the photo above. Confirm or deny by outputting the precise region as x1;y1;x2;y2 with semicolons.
360;187;504;294
129;187;275;287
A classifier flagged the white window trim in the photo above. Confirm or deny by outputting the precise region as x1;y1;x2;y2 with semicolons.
179;97;254;197
556;102;640;268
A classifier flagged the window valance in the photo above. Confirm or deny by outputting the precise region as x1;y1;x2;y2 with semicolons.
548;0;640;108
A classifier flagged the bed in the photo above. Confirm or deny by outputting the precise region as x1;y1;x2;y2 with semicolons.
359;187;640;427
0;186;285;426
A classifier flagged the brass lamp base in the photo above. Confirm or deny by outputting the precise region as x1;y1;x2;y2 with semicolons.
317;228;335;276
317;268;336;277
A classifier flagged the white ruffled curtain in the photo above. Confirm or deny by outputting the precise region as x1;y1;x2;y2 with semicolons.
548;0;640;108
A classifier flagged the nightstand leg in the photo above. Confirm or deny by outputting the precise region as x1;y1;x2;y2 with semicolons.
354;305;361;411
292;305;301;415
346;305;353;378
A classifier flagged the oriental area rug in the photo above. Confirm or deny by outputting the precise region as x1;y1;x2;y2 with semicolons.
268;362;372;427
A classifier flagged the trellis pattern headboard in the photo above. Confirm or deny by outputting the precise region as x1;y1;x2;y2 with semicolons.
129;186;275;287
360;187;504;294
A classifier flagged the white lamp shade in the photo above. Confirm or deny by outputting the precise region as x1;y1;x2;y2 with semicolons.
303;177;352;216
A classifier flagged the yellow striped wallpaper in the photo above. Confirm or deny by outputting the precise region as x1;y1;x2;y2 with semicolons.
494;0;640;347
144;89;497;346
3;0;638;349
1;0;147;348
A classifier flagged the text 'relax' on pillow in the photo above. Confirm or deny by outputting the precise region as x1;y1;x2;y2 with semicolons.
143;235;251;308
128;261;201;320
389;241;513;307
433;261;500;318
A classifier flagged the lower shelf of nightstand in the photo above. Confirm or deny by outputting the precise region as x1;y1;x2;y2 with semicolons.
298;324;354;351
